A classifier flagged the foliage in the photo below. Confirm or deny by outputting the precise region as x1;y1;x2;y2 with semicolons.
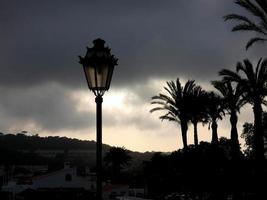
241;112;267;158
205;92;225;144
104;147;132;182
150;79;197;124
205;92;225;124
212;81;245;115
104;147;132;170
212;81;245;159
224;0;267;49
0;132;109;167
241;122;255;158
143;142;255;200
219;58;267;160
0;132;110;151
188;85;209;146
220;58;267;106
150;78;204;149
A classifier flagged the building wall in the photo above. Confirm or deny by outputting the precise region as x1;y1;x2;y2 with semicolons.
32;167;95;190
1;165;96;194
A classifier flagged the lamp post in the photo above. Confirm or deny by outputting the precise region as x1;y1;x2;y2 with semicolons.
79;38;118;200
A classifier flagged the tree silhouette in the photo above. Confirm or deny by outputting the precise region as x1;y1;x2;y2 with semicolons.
219;58;267;160
212;81;245;159
241;122;255;158
104;147;131;180
224;0;267;49
241;112;267;158
150;79;199;150
188;86;208;146
205;92;225;145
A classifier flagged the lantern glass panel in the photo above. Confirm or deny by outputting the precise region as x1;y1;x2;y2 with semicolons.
84;64;110;90
84;65;96;89
96;64;109;89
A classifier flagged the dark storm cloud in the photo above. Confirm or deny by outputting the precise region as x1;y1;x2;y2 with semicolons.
0;83;95;131
0;0;266;135
1;0;266;89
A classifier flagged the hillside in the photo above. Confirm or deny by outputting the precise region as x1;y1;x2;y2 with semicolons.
0;132;110;151
0;132;153;169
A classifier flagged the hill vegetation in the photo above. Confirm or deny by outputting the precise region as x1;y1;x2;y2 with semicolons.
0;132;153;171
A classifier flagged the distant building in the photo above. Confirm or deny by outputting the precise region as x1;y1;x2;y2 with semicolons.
25;149;97;159
31;162;95;190
67;149;96;159
2;162;96;196
34;149;64;158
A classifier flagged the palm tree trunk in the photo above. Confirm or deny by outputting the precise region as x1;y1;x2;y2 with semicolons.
193;121;198;146
253;100;265;199
230;112;241;199
181;120;188;150
211;119;218;145
253;101;264;160
230;111;240;160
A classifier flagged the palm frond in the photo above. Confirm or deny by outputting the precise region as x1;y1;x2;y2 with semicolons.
224;12;267;35
153;94;176;106
183;80;196;97
262;99;267;106
224;13;255;24
225;0;267;49
257;58;267;85
159;115;178;122
243;59;256;76
212;80;229;97
175;78;183;99
166;81;177;97
164;86;177;101
235;0;267;24
255;0;267;13
246;37;267;49
219;69;242;82
232;23;266;34
255;57;263;79
150;107;166;113
150;101;167;106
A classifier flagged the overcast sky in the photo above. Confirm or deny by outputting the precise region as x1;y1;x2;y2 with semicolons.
0;0;267;152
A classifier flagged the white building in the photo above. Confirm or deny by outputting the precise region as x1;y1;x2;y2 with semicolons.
31;163;95;190
2;163;95;195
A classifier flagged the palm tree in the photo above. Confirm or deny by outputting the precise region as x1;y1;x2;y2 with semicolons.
150;78;198;150
104;147;131;179
224;0;267;50
219;58;267;160
205;92;225;145
189;86;208;146
212;81;245;159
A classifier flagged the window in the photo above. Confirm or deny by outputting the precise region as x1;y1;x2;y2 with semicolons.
65;173;72;181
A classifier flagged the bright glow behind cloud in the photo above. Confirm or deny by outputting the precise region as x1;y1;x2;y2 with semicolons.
64;78;254;152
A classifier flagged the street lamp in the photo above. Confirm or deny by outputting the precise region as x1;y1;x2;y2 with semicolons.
79;38;118;200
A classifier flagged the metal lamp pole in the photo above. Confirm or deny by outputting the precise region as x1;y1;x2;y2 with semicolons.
96;95;103;200
79;38;118;200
